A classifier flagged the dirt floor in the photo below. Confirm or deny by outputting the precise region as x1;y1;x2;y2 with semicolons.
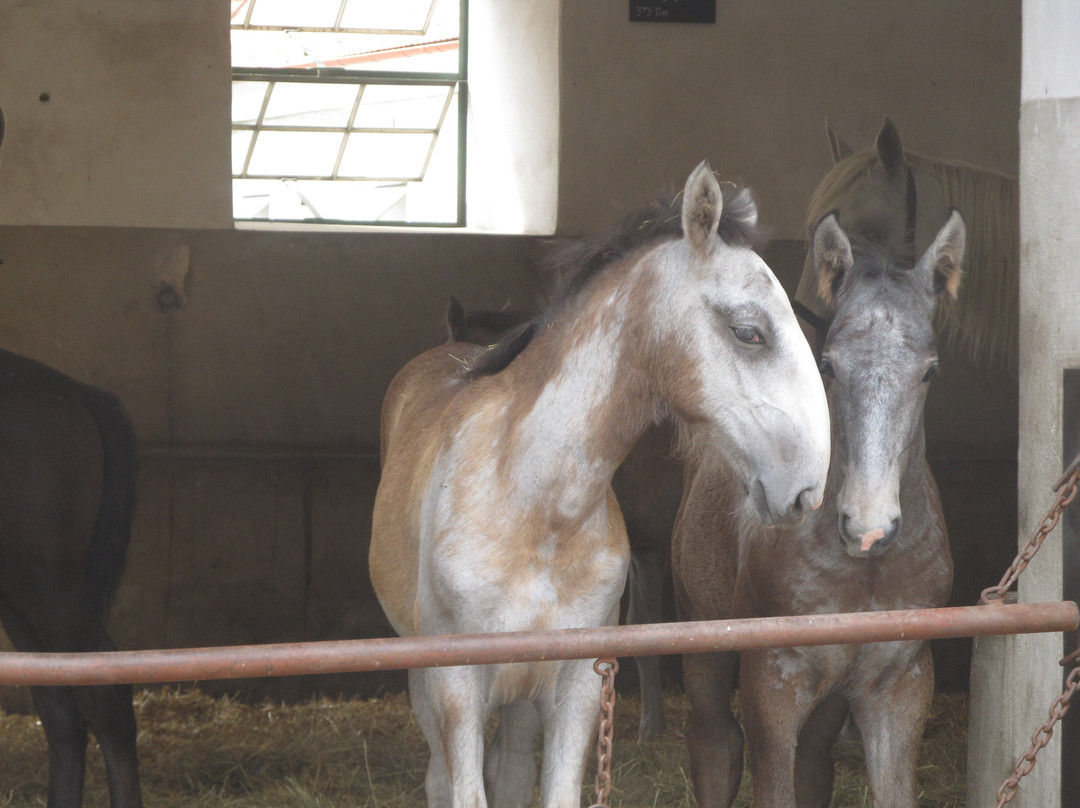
0;685;966;807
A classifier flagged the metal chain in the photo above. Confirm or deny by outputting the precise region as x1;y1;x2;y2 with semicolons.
992;653;1080;806
587;657;619;808
983;449;1080;805
980;451;1080;605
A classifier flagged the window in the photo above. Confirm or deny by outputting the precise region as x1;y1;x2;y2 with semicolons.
230;0;466;226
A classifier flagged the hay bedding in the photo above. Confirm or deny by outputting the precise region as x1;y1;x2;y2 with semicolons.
0;687;965;807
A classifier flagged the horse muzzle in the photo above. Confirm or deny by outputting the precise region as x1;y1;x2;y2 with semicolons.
750;477;825;527
839;513;901;559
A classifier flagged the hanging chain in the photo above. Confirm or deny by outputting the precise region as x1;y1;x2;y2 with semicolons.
991;650;1080;806
983;449;1080;804
980;451;1080;605
587;657;619;808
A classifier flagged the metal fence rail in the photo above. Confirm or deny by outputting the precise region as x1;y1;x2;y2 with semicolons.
0;601;1074;686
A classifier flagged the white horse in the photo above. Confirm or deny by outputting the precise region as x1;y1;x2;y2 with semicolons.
370;162;830;808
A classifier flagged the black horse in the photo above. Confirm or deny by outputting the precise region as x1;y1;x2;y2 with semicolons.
0;347;143;808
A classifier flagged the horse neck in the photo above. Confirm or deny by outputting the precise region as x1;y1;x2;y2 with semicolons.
909;153;1019;369
498;270;661;516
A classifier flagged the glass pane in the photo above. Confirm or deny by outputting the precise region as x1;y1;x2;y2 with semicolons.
353;84;449;129
233;177;457;224
246;131;344;177
232;81;269;125
248;0;344;28
233;179;327;220
263;82;358;128
338;133;432;179
231;29;459;73
339;0;436;32
232;130;254;175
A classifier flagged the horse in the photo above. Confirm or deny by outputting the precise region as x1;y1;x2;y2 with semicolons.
370;161;831;808
0;349;143;808
795;116;1019;690
672;209;965;807
444;298;682;743
794;116;1017;369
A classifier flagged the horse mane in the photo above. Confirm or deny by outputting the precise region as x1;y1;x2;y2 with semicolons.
805;150;1018;369
466;184;766;378
909;154;1018;369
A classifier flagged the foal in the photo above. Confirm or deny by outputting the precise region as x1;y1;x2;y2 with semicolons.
673;210;965;808
371;162;830;808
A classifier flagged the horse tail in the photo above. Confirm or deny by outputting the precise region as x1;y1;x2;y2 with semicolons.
78;384;139;613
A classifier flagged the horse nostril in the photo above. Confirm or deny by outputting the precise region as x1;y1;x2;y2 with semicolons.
840;513;853;534
886;517;902;543
794;486;817;516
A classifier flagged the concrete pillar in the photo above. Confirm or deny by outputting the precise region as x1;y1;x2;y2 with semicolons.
968;3;1080;805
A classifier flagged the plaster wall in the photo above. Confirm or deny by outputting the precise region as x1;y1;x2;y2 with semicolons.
0;0;232;228
559;2;1019;239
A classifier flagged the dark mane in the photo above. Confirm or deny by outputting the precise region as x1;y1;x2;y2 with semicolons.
467;184;766;378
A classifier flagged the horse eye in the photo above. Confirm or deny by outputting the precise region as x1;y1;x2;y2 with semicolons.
922;361;940;383
819;356;835;378
731;326;764;345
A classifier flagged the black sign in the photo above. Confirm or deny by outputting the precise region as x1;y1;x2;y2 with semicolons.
630;0;715;23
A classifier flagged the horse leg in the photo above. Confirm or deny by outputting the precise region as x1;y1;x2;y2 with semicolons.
680;650;742;807
484;700;540;808
793;691;848;808
847;646;934;808
740;649;816;808
410;666;488;808
0;598;87;808
626;544;667;740
71;683;142;808
31;687;88;808
0;583;141;808
536;658;602;808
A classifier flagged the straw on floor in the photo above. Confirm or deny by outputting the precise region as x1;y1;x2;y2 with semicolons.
0;686;966;807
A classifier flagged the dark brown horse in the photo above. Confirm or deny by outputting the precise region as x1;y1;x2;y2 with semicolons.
0;347;143;808
672;210;965;807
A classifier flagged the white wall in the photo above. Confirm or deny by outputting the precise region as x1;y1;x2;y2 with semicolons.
467;0;560;233
0;0;232;228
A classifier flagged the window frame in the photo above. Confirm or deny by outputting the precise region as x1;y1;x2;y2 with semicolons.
230;1;468;228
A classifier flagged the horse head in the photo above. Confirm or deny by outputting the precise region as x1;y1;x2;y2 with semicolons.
663;162;830;526
811;209;965;558
817;116;913;250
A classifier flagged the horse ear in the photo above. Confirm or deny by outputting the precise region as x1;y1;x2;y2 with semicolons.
916;209;965;300
826;118;854;164
682;160;722;255
875;116;905;178
812;213;854;307
446;295;467;342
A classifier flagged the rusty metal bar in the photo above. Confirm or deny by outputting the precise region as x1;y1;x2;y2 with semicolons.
0;602;1073;687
